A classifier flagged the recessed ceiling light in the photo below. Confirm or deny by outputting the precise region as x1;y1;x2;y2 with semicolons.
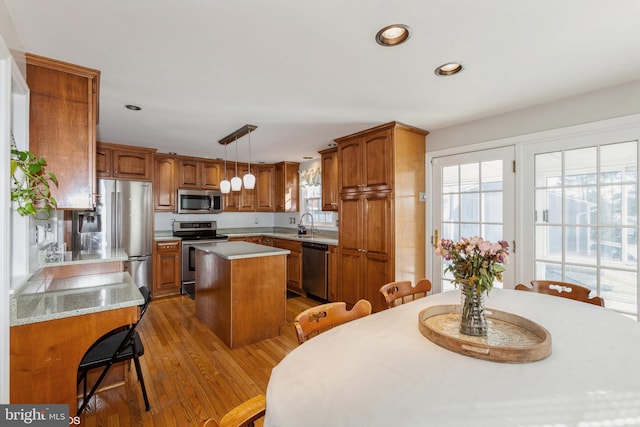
375;24;411;47
434;62;464;76
125;104;142;111
302;156;313;160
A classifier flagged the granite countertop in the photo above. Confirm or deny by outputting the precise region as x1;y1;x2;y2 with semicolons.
155;229;338;246
10;271;144;326
193;241;291;260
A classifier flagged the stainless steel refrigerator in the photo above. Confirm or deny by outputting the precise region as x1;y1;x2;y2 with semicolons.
72;179;153;288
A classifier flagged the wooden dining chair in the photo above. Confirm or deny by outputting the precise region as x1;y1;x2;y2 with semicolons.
515;280;605;307
199;395;266;427
379;279;432;309
293;299;372;344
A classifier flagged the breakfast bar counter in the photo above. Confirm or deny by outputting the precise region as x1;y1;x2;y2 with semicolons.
10;261;144;413
194;242;290;348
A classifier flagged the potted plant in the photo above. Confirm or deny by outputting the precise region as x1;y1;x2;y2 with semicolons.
10;143;58;219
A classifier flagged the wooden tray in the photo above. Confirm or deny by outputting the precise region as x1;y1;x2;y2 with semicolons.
418;305;552;363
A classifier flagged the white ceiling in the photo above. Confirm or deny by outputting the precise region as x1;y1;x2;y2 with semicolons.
6;0;640;163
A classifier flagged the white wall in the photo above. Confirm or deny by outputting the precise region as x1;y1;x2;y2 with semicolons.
427;79;640;152
154;211;301;232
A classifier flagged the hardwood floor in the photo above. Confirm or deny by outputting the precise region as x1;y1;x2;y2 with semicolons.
79;293;318;427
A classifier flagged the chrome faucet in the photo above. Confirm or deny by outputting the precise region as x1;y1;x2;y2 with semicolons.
299;213;314;236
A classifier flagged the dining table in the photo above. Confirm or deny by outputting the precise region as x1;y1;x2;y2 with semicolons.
265;288;640;427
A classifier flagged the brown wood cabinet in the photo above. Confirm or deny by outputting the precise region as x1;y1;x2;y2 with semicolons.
97;142;155;181
336;122;428;312
228;236;263;244
320;147;339;211
255;164;276;211
178;157;222;190
274;162;300;212
272;238;303;294
153;240;181;297
222;163;255;212
154;154;177;212
26;53;100;209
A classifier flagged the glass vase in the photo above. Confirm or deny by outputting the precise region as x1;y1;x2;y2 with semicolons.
459;280;488;336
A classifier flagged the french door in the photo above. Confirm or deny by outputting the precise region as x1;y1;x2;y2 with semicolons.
521;135;639;317
430;146;516;293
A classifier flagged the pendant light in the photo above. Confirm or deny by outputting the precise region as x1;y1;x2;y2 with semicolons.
231;136;242;192
243;128;256;190
220;142;231;194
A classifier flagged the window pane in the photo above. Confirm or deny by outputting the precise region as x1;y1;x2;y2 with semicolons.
481;224;503;242
460;163;479;192
601;269;636;315
460;193;479;222
443;165;459;194
442;193;459;222
564;186;596;225
481;192;502;223
441;222;458;241
599;185;623;226
564;226;596;264
601;141;637;184
564;264;597;289
460;223;479;238
481;160;503;191
536;225;562;260
535;188;562;224
536;261;562;281
565;147;597;186
535;152;562;187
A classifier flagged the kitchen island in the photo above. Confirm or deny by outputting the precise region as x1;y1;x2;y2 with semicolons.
194;241;290;348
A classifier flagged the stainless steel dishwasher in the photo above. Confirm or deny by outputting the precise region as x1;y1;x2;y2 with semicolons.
302;242;329;300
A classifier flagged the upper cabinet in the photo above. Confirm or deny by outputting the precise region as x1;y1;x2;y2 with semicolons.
97;142;155;181
319;147;338;211
154;154;177;212
255;164;276;212
338;127;392;194
274;162;299;212
178;157;222;190
26;53;100;209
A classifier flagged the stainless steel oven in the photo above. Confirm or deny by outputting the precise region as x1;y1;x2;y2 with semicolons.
173;221;228;298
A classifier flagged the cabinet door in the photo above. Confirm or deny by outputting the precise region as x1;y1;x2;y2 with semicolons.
26;54;99;209
112;149;152;181
275;162;299;212
237;163;255;212
178;159;200;188
223;168;240;211
256;165;275;211
201;160;222;189
321;149;338;211
362;191;393;312
362;128;392;192
337;249;362;306
96;145;112;177
154;155;177;211
153;241;181;297
338;138;362;194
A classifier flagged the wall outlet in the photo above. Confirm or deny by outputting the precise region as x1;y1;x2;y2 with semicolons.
254;217;259;224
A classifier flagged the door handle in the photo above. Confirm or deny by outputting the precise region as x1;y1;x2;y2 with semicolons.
433;229;439;248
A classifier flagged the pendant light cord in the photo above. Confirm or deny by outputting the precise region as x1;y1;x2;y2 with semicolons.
234;136;239;175
247;130;252;173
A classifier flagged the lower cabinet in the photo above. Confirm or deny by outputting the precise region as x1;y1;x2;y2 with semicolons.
328;245;338;301
272;238;303;294
153;240;181;297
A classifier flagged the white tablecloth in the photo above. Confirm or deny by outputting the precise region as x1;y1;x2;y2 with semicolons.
265;289;640;427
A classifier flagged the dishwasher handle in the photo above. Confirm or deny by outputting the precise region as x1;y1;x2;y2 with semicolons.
301;242;329;251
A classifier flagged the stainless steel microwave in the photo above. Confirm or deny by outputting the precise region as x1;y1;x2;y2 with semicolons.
177;189;223;214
